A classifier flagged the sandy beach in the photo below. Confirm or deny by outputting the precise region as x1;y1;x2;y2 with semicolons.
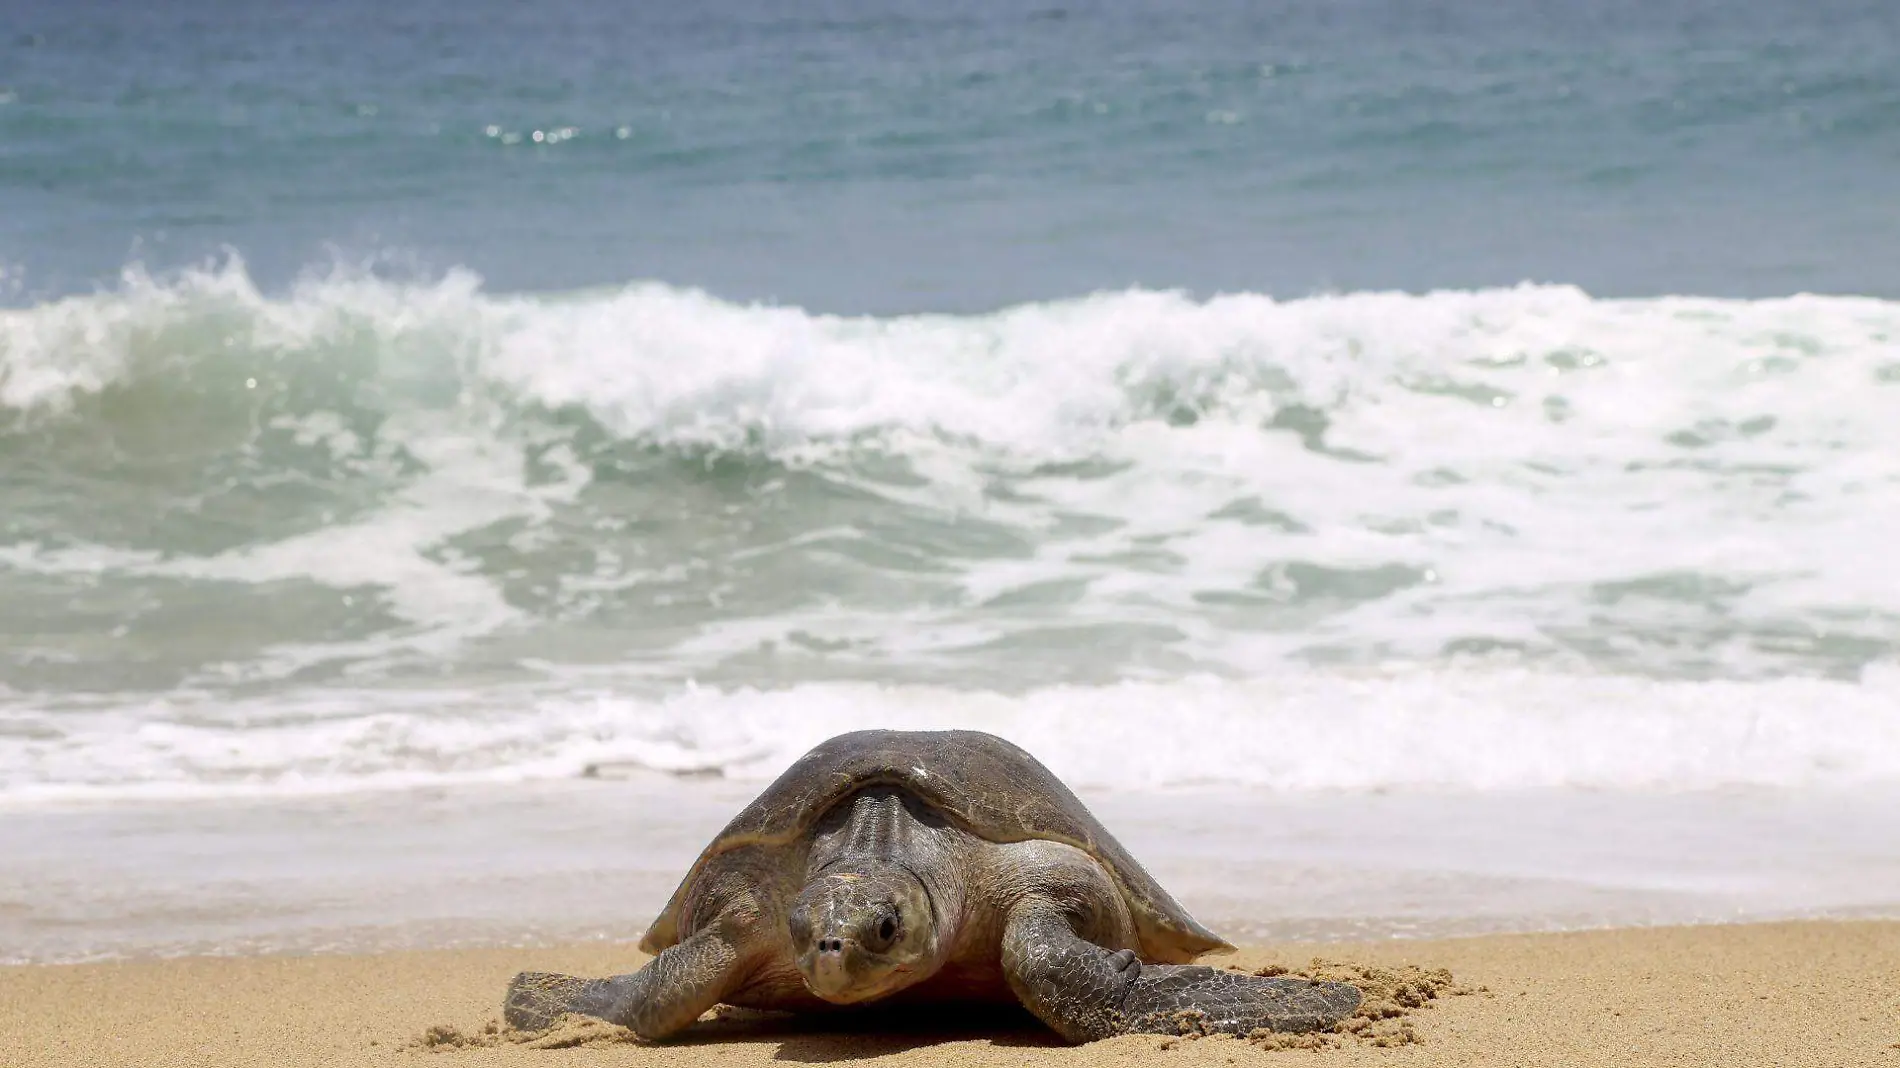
9;4;1900;1068
5;921;1896;1068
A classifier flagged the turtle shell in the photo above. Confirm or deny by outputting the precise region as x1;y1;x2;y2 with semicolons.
640;729;1231;963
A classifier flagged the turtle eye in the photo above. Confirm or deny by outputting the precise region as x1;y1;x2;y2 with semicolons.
878;917;896;943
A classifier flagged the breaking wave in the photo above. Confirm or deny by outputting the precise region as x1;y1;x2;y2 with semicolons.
4;257;1900;800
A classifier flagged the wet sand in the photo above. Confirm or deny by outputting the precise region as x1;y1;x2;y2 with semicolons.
12;780;1900;963
4;921;1896;1067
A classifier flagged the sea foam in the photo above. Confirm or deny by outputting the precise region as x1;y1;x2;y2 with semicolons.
6;667;1900;803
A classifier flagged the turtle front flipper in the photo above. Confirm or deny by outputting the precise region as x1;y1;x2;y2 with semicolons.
504;926;743;1040
1115;962;1363;1037
1000;903;1360;1043
504;971;634;1031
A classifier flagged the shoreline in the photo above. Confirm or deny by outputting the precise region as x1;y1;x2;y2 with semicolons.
5;920;1896;1066
10;778;1900;965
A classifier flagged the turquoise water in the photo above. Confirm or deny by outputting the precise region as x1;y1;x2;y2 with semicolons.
7;0;1899;306
3;0;1900;801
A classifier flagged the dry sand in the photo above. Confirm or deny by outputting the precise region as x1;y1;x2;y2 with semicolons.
4;921;1897;1068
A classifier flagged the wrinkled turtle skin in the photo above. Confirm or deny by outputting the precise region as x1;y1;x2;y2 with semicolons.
505;729;1360;1043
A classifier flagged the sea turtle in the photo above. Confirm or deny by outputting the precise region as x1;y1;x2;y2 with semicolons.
503;729;1360;1043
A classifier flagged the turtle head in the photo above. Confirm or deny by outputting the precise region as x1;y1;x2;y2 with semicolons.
790;862;939;1004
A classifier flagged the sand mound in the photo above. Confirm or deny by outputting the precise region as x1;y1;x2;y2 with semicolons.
409;1015;634;1052
407;1020;508;1050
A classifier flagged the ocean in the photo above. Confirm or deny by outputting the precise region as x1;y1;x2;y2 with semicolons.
3;0;1899;959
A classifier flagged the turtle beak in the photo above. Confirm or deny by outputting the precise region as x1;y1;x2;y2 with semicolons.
801;933;873;1003
805;934;851;995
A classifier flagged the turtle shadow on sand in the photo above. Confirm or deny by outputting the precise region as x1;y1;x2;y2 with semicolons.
449;1004;1059;1060
686;1004;1064;1062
